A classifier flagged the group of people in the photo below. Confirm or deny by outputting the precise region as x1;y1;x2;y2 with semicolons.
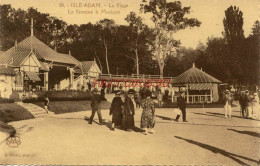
89;88;156;135
223;89;260;119
239;90;260;119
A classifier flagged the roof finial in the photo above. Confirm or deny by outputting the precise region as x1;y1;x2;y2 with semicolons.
54;45;57;52
69;50;71;56
31;18;34;36
193;63;195;67
201;68;203;71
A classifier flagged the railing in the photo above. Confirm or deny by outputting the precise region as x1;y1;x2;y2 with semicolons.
99;74;174;80
187;95;212;103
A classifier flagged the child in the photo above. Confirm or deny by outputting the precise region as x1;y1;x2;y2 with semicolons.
43;95;49;114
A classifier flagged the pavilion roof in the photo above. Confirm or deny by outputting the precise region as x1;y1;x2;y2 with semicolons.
172;64;222;84
0;36;79;66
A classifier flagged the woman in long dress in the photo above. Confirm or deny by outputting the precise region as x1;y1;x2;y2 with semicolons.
109;91;123;130
121;91;135;131
252;92;260;119
141;90;155;135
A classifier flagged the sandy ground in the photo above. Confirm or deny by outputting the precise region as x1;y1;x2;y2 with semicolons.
0;96;259;165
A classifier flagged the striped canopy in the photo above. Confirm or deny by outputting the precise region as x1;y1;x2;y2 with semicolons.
172;65;221;84
188;83;213;90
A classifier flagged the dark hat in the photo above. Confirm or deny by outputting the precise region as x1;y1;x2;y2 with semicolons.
128;89;136;94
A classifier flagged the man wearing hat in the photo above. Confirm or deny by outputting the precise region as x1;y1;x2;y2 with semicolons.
223;90;233;118
89;88;103;125
239;91;250;118
175;90;188;122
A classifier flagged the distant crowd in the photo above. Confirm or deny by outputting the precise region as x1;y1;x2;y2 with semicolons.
222;89;260;119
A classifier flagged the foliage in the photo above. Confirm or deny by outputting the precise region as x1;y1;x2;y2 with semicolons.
0;98;15;103
223;6;244;43
0;4;258;87
141;0;201;77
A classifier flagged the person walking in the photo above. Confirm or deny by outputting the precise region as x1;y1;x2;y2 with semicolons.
239;91;250;118
157;91;163;108
87;81;91;91
175;91;188;122
223;90;233;118
109;91;123;130
141;90;155;135
134;92;141;109
252;92;259;119
89;88;103;125
121;91;135;131
43;94;49;114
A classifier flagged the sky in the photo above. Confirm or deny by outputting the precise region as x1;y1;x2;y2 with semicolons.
1;0;259;48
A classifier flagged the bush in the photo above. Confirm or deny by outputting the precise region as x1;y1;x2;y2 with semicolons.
0;98;15;103
47;90;91;101
22;90;92;103
22;98;43;103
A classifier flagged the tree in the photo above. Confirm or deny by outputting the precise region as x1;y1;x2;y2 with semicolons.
125;12;146;75
223;6;245;84
251;20;260;36
96;19;117;74
141;0;201;78
223;6;244;43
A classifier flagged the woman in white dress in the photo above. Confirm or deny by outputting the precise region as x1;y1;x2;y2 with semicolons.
252;92;260;119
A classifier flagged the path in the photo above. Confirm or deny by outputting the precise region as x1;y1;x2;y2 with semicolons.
0;101;259;165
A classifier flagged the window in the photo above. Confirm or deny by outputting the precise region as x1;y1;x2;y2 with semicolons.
15;72;23;86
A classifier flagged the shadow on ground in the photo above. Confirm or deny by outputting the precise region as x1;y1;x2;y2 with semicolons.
175;136;258;166
192;112;225;118
227;128;260;138
156;115;175;121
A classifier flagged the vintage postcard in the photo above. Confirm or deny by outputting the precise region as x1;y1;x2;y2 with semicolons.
0;0;259;165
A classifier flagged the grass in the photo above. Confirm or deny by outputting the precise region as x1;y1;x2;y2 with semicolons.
0;103;34;137
34;100;111;114
0;103;34;123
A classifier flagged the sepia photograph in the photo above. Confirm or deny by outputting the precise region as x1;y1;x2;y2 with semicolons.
0;0;259;165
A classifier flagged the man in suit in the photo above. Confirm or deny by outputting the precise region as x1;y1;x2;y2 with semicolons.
175;90;188;122
223;90;233;118
239;91;250;118
89;88;103;125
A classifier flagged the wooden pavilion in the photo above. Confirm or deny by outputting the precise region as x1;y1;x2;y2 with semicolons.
172;63;222;103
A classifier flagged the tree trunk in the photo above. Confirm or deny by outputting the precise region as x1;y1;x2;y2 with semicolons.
159;65;164;79
104;40;110;74
135;48;139;75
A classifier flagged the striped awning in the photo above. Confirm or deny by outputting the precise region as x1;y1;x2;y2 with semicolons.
0;67;16;75
188;83;213;90
24;71;41;81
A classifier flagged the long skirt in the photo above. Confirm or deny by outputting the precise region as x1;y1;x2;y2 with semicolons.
141;109;155;129
121;113;135;130
112;110;122;126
